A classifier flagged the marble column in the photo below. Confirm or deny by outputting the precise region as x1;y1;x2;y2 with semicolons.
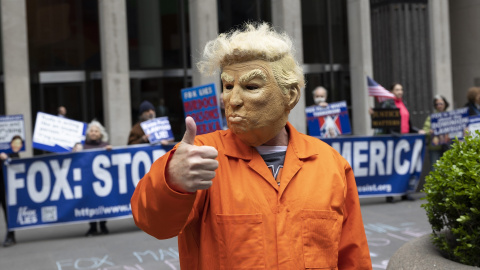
272;0;306;133
188;0;219;89
347;0;374;135
98;0;132;146
429;0;454;107
1;0;32;157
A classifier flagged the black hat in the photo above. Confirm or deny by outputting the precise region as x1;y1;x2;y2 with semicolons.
139;100;155;115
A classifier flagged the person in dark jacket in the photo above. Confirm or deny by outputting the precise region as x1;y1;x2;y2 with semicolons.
464;87;480;116
83;120;111;236
127;100;156;145
375;83;420;203
0;135;23;247
377;83;420;135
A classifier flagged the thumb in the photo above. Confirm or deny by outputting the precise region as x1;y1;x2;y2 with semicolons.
182;116;197;145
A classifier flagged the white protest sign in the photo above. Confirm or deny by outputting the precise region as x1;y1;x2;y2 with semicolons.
32;112;87;153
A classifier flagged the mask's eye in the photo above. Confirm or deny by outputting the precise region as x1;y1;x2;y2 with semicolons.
224;84;233;90
246;85;259;90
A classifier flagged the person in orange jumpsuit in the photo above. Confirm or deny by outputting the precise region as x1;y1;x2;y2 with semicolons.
131;22;372;270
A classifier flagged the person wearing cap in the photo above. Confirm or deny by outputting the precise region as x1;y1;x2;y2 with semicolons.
127;100;156;145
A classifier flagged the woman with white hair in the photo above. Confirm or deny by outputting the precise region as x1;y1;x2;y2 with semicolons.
83;120;111;236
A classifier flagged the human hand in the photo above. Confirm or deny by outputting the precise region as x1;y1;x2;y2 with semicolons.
166;116;219;193
0;152;7;161
418;129;426;134
105;145;113;151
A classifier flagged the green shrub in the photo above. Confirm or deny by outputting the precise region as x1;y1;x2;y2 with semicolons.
421;131;480;266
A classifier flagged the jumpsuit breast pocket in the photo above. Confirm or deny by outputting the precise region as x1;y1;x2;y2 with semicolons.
301;210;342;269
216;214;266;269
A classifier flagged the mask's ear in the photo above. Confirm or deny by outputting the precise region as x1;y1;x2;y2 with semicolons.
286;85;300;111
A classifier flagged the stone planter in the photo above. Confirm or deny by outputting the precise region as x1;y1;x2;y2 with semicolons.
387;234;478;269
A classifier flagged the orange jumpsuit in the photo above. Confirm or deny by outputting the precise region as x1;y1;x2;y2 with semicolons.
131;122;372;269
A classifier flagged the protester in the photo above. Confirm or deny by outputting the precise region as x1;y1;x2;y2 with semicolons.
72;142;83;152
465;86;480;116
83;120;111;236
312;86;329;107
0;150;19;247
9;135;24;153
127;100;156;145
422;95;450;171
371;83;420;202
131;22;372;269
57;106;67;118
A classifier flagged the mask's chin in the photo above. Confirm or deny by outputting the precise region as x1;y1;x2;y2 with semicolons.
231;118;287;147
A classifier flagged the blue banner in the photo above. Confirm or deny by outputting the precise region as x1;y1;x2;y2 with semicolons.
306;101;352;137
2;144;173;230
181;83;223;135
321;134;426;197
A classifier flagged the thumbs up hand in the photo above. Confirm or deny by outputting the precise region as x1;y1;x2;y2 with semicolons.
166;116;219;193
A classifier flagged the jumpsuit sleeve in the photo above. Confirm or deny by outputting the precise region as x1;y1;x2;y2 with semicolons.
337;163;373;270
130;149;197;239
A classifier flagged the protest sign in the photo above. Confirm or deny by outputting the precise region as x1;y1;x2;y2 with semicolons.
321;134;425;197
140;116;174;144
181;83;223;135
371;108;401;129
0;114;26;154
430;108;469;141
468;115;480;138
32;112;87;153
2;144;173;230
306;101;352;137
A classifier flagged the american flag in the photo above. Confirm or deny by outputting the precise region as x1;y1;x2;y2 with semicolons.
367;76;395;102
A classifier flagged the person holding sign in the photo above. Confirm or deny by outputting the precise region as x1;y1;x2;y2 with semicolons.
312;86;329;107
374;83;420;202
131;22;371;269
422;95;450;171
83;120;112;236
0;146;20;247
376;83;420;135
9;135;24;153
465;86;480;116
128;100;156;145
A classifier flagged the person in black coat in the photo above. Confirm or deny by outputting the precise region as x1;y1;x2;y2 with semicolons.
0;135;23;247
464;87;480;116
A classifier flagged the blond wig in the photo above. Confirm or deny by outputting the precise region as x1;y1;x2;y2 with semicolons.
197;22;305;93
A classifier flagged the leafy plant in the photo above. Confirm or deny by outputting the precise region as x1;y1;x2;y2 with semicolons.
421;131;480;266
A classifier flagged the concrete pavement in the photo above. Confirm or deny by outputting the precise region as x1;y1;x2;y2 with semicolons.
0;193;431;270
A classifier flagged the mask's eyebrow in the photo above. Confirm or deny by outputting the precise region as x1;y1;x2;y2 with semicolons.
220;72;234;83
239;69;267;84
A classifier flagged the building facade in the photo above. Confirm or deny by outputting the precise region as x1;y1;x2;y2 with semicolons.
0;0;477;157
